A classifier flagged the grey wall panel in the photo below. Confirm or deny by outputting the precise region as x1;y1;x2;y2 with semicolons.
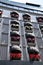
3;18;9;25
1;33;8;43
36;37;43;46
0;61;43;65
32;23;39;29
34;29;41;37
2;24;9;33
0;45;8;60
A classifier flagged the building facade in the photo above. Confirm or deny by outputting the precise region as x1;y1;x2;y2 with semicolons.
0;0;43;62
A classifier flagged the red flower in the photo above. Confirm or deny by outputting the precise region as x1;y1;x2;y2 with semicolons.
10;53;21;59
29;54;40;60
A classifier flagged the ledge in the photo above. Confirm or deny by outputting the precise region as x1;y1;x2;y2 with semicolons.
0;61;43;65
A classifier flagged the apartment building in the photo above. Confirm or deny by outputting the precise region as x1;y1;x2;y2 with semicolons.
0;0;43;62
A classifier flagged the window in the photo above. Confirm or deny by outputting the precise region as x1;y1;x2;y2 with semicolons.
27;47;40;61
10;12;19;19
23;14;31;21
10;45;21;60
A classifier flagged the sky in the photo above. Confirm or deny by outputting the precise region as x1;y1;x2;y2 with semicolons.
10;0;43;6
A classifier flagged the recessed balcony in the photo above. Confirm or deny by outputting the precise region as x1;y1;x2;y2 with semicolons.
25;26;33;33
10;12;19;19
11;21;19;31
26;33;35;43
24;23;33;33
10;45;21;60
37;17;43;22
10;32;20;45
23;14;31;22
11;32;20;40
27;47;40;61
11;25;19;31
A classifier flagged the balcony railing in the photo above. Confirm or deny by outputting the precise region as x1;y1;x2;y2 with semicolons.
11;28;19;31
11;41;20;45
11;25;19;31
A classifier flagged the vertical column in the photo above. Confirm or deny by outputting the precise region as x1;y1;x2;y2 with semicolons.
20;21;28;60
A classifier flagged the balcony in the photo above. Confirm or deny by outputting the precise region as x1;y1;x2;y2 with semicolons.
26;33;35;44
27;47;40;61
11;21;19;31
10;12;19;19
37;17;43;22
23;14;31;22
11;25;19;31
24;23;33;33
10;32;20;45
10;45;21;60
0;10;2;17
